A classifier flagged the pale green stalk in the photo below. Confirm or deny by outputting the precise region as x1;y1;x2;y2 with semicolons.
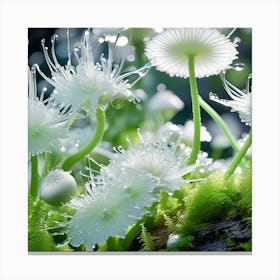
225;130;252;178
187;55;201;165
61;107;106;171
30;155;39;197
199;96;239;152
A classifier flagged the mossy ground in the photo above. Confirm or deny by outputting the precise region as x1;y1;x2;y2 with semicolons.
133;166;252;252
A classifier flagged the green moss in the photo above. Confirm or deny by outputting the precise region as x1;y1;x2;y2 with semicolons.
153;192;183;232
227;164;252;216
181;167;252;242
139;224;156;251
184;172;234;225
239;240;252;251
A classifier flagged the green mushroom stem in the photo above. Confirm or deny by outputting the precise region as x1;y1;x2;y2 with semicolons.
199;96;239;153
187;55;201;165
225;130;252;179
61;107;106;171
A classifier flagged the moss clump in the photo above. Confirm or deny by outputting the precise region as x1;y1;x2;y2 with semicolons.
226;163;252;216
153;192;182;230
139;224;156;251
180;167;252;249
183;172;235;225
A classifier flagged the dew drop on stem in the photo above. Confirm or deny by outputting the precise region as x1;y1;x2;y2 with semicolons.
232;62;245;71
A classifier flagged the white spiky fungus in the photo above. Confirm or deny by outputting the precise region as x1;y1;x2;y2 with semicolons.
66;168;157;250
210;73;252;126
145;28;238;78
28;67;69;157
63;131;198;250
144;126;212;175
107;131;195;194
35;30;150;113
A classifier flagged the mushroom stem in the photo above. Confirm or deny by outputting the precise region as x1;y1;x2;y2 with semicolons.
187;55;201;165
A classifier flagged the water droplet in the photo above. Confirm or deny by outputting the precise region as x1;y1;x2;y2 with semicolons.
233;36;241;44
117;145;123;151
84;30;90;38
125;136;132;146
120;167;127;172
134;89;147;100
232;62;245;71
202;152;208;157
111;95;125;109
116;36;128;47
145;211;153;217
74;139;80;148
59;144;66;152
31;64;39;71
209;92;219;101
98;37;105;44
157;83;166;92
127;95;135;103
51;34;58;43
127;54;135;62
166;234;181;249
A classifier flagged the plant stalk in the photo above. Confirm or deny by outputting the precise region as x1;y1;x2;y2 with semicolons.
225;130;252;178
30;155;39;197
199;96;239;152
61;107;106;171
187;55;201;165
